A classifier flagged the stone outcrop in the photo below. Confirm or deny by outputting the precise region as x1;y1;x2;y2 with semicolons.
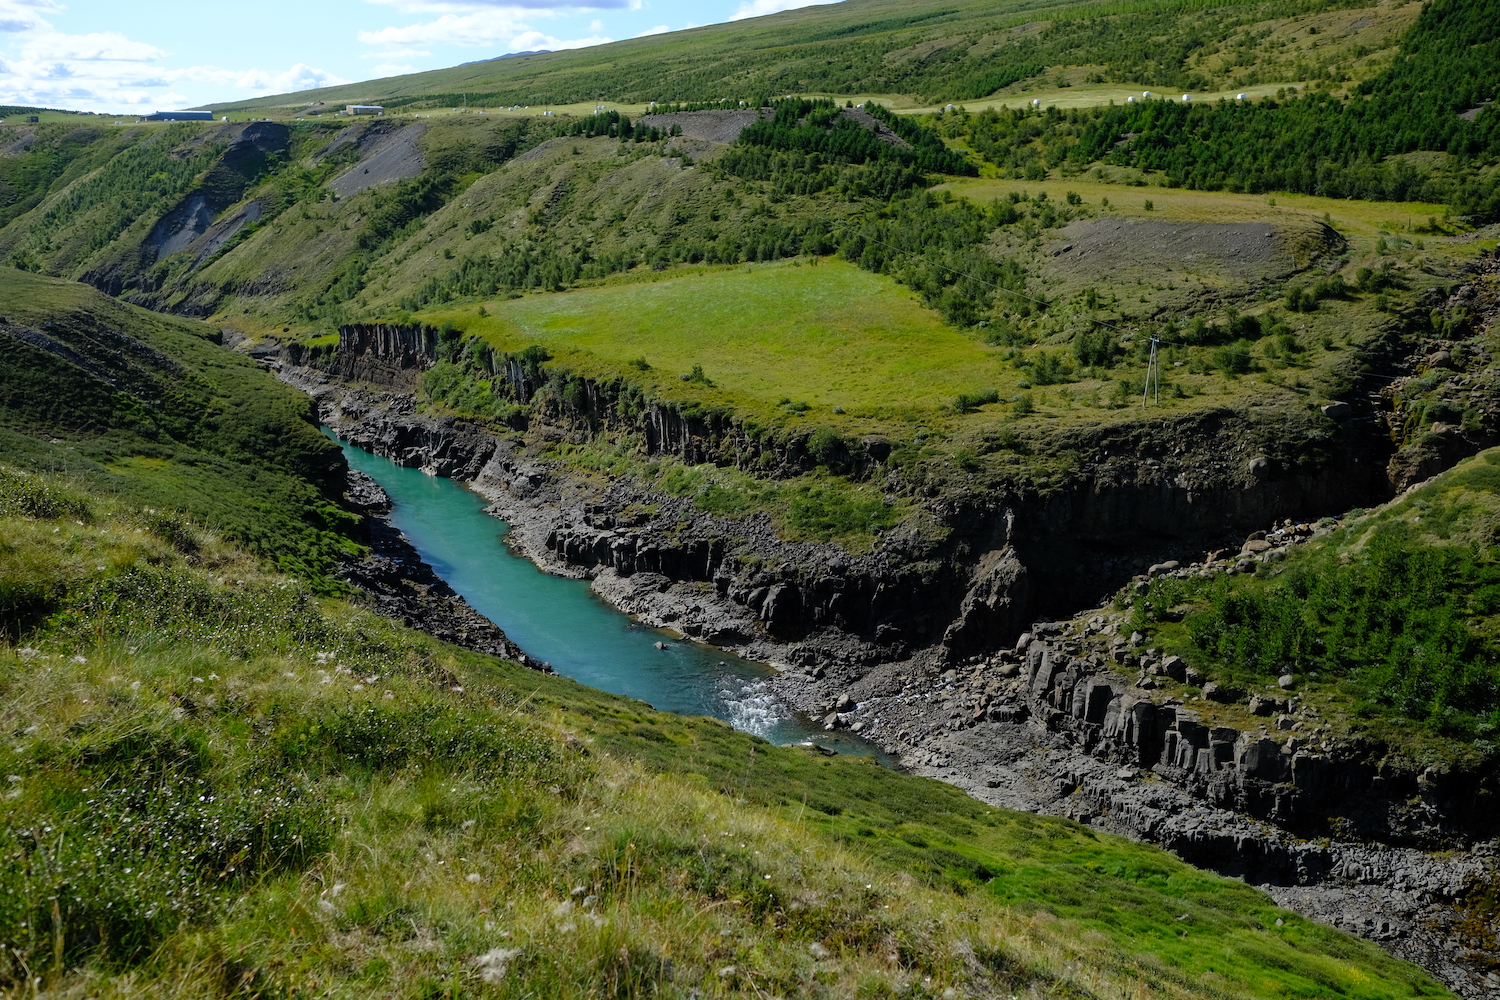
792;613;1500;999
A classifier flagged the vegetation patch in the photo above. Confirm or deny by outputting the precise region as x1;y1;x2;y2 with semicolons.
0;471;1454;998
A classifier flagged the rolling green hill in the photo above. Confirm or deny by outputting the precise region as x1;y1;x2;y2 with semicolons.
0;269;357;588
206;0;1419;113
0;462;1456;999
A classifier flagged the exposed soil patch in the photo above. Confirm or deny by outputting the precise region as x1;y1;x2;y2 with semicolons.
328;121;427;197
1048;218;1293;282
0;128;36;156
149;194;214;260
635;109;767;144
838;107;911;148
1459;100;1493;122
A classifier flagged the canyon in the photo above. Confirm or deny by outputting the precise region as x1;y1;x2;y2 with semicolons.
263;304;1500;997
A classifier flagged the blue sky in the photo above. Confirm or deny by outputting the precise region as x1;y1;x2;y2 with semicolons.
0;0;841;112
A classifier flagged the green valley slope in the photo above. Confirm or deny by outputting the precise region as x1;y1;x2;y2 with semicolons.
0;463;1456;999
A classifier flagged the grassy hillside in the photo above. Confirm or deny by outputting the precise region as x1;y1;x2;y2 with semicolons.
0;269;357;588
206;0;1418;114
0;467;1455;999
1131;448;1500;769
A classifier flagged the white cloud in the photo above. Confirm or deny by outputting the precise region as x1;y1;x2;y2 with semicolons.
358;11;532;48
361;46;432;59
371;62;418;77
507;29;611;51
0;27;348;112
231;63;350;94
0;0;58;35
634;23;669;37
364;0;633;11
23;31;164;63
359;9;612;52
730;0;841;21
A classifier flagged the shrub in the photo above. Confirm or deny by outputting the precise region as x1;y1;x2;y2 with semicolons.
953;388;1001;413
1211;340;1254;375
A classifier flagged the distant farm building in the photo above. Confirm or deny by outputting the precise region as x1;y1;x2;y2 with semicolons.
346;105;384;115
140;111;212;121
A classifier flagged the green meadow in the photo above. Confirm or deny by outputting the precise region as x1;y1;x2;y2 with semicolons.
445;259;1011;414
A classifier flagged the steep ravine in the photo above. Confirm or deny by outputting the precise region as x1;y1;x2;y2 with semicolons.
264;331;1496;998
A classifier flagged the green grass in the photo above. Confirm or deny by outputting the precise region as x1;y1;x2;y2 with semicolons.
451;258;1011;414
0;468;1455;999
1128;449;1500;772
0;269;358;588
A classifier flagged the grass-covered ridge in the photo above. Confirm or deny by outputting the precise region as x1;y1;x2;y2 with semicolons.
0;468;1454;998
1131;448;1500;768
207;0;1411;113
0;269;357;588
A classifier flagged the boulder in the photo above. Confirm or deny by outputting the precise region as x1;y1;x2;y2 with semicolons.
1321;401;1352;419
1277;673;1297;690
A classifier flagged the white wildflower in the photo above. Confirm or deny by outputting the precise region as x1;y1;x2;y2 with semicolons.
474;947;521;984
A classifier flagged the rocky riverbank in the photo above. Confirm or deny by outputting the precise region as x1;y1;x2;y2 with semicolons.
767;612;1500;998
266;343;1499;998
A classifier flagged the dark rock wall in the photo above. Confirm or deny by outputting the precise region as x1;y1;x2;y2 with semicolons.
287;327;1395;663
1002;632;1498;852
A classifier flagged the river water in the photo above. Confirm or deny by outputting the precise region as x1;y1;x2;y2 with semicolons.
337;438;884;755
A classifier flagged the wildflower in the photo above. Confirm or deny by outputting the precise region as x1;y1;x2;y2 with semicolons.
474;947;521;984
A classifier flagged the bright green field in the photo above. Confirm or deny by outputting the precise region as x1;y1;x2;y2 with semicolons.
452;258;1012;413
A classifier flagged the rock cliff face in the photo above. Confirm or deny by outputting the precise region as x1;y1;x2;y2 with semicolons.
789;614;1499;999
273;324;1393;668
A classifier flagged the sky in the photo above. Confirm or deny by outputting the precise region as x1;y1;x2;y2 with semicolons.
0;0;842;113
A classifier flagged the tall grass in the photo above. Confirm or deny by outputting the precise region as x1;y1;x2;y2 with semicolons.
0;470;1451;998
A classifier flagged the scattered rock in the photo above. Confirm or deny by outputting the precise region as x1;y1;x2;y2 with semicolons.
1277;674;1297;690
1321;401;1352;420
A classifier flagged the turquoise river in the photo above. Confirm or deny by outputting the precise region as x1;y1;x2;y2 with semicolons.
338;437;883;755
